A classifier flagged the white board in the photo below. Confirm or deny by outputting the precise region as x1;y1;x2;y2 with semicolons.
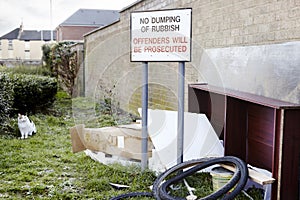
145;109;224;170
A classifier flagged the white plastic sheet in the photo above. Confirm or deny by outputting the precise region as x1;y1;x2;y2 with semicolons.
144;109;224;171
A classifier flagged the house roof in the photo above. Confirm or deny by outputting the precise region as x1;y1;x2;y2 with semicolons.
20;30;56;41
59;9;120;27
0;28;20;40
0;28;56;41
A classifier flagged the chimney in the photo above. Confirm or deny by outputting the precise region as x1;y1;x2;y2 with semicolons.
18;22;24;39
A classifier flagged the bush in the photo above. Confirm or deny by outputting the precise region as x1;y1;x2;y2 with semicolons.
0;73;14;124
11;74;58;114
0;72;58;136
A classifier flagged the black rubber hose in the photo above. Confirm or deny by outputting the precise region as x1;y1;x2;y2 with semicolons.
157;156;248;200
152;157;212;199
110;158;208;200
110;192;153;200
110;158;211;200
110;156;248;200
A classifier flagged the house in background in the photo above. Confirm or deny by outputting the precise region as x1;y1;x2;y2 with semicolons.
56;9;120;42
0;9;120;66
0;24;56;65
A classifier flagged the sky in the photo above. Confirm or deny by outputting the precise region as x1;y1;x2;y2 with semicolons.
0;0;138;36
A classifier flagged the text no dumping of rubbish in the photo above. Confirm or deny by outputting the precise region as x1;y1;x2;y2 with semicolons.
131;9;192;62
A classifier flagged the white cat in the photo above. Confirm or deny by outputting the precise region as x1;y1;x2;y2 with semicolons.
18;114;37;139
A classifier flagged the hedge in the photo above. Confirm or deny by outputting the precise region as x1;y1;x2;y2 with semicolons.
11;73;58;114
0;73;14;125
0;72;57;136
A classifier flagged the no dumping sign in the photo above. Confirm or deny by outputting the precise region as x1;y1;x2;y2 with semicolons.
131;8;192;62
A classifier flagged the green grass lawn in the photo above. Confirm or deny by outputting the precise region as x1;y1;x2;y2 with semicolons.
0;113;157;199
0;93;263;199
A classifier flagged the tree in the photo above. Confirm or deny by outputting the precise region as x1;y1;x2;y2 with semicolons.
42;42;80;96
42;44;53;70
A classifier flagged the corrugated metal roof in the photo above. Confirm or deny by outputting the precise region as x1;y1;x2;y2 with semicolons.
60;9;120;26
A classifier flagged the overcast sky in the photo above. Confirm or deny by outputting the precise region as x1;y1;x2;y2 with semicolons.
0;0;137;36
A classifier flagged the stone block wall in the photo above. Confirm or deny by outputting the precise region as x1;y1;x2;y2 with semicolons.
190;0;300;47
84;0;300;115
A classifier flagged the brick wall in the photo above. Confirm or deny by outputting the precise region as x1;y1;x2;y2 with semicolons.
57;26;99;41
84;0;300;115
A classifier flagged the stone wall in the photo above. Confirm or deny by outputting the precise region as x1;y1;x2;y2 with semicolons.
84;0;300;115
71;43;85;97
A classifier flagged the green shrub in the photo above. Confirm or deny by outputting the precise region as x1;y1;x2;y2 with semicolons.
0;73;14;122
0;72;58;136
11;73;58;114
0;73;15;136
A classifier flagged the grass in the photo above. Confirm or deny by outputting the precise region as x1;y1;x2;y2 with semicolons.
0;91;264;199
0;93;157;199
0;65;51;76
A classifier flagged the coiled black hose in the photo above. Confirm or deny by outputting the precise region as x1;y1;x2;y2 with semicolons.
110;192;153;199
157;156;248;200
110;156;248;200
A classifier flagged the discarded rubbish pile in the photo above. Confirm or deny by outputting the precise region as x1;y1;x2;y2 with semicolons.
70;109;274;199
70;110;225;172
70;123;153;161
110;156;249;200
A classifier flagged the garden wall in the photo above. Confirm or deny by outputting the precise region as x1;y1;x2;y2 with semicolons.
84;0;300;115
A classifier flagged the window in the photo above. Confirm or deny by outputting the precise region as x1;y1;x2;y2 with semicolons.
25;40;30;50
25;49;30;59
8;40;13;50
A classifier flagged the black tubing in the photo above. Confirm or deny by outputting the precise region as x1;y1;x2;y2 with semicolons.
157;156;248;200
110;156;248;200
152;157;212;199
110;192;153;200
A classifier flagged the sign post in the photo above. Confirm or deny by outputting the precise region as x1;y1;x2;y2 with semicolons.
177;61;185;165
131;8;192;169
141;62;148;170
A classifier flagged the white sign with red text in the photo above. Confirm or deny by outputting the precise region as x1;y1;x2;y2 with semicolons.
131;9;192;62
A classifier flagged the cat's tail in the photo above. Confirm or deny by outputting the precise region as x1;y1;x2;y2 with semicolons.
30;119;37;134
32;123;37;134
